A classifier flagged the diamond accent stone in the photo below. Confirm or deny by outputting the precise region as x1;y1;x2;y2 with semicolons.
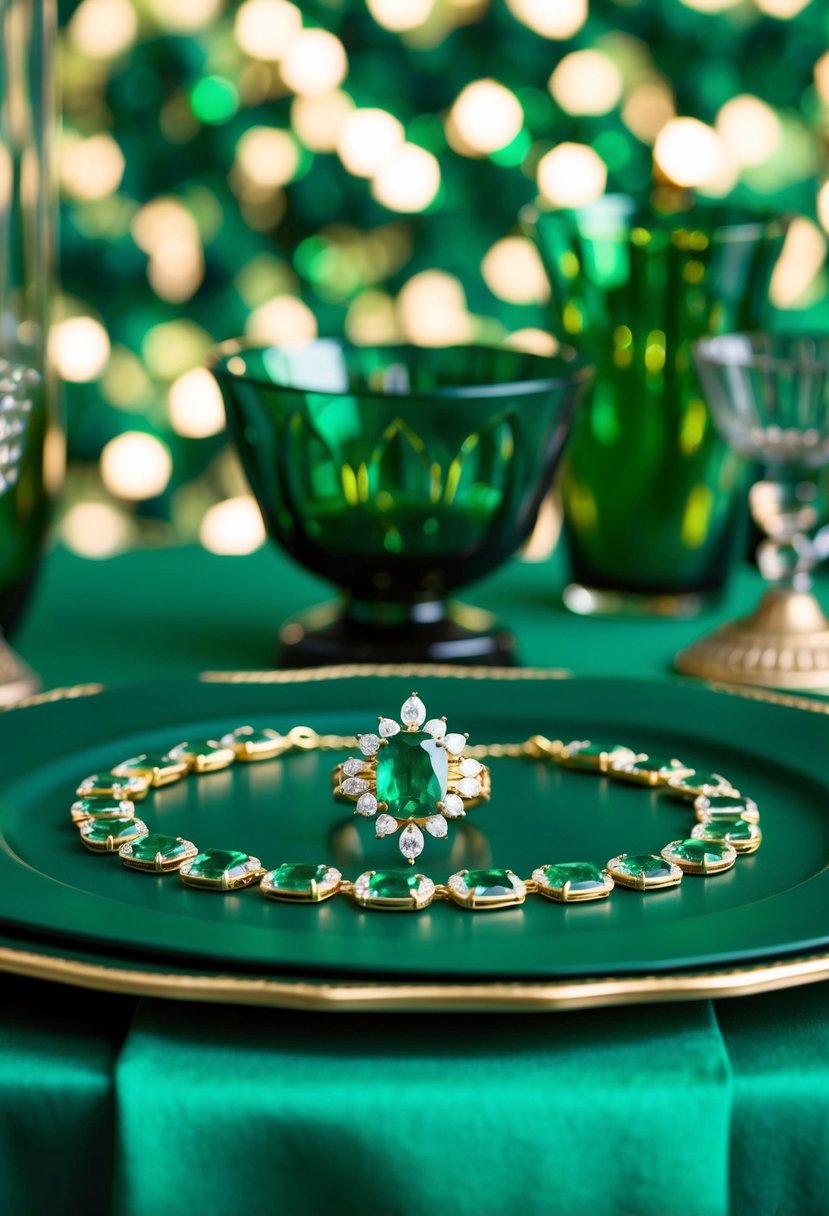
424;718;446;740
443;733;466;756
456;776;482;798
355;792;378;817
341;776;370;795
342;758;365;776
459;758;482;777
375;813;398;837
425;814;448;839
441;793;465;818
399;823;424;860
358;734;381;756
401;695;426;727
378;718;400;738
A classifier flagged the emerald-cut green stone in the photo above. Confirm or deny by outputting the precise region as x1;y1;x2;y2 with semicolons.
466;868;521;896
352;868;435;909
448;868;526;908
128;834;190;863
695;794;759;824
613;854;675;879
273;862;331;892
185;849;251;880
692;819;762;852
375;730;447;817
537;861;608;893
71;797;135;822
669;839;730;864
79;817;147;851
369;870;424;898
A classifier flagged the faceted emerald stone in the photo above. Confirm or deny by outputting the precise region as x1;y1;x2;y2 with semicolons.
82;817;141;843
538;861;607;892
613;854;675;880
129;833;190;863
375;731;447;817
462;869;520;897
697;794;759;823
186;849;252;880
272;862;332;894
697;819;756;842
368;870;424;899
669;839;730;865
72;797;134;821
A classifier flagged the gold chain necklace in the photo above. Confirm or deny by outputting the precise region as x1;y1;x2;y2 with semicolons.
70;726;762;912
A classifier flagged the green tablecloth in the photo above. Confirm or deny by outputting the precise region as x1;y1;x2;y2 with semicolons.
6;545;829;1216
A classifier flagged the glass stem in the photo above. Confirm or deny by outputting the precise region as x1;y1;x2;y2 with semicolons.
749;473;820;594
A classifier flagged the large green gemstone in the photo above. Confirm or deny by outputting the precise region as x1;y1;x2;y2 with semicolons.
612;854;676;880
375;731;447;817
129;833;190;863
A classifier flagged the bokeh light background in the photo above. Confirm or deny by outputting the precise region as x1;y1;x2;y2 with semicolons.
55;0;829;558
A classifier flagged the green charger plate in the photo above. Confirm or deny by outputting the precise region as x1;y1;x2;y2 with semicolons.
0;669;828;1012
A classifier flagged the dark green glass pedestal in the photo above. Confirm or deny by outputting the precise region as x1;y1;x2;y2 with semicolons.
277;597;515;667
211;340;591;668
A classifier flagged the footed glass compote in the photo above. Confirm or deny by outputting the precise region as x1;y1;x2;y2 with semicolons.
210;339;592;666
676;334;829;689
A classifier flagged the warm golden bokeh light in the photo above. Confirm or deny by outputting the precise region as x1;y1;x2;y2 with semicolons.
537;143;607;208
345;291;400;344
236;127;299;186
815;51;829;104
246;295;318;343
281;29;348;96
61;502;133;558
50;316;111;382
549;50;623;116
132;198;199;255
653;117;726;188
481;237;549;304
817;181;829;233
168;369;226;440
60;133;125;201
506;0;587;39
716;95;781;167
449;79;524;154
337;109;405;177
200;495;267;554
679;0;740;11
371;143;441;212
504;329;559;356
233;0;301;60
622;81;675;143
291;91;354;152
755;0;812;16
366;0;434;31
68;0;137;58
147;235;204;303
769;216;825;308
101;431;173;500
145;0;223;33
397;270;471;345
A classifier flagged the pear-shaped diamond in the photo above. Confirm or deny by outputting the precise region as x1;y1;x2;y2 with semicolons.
399;823;424;860
424;718;446;740
375;813;398;837
342;776;370;795
355;792;378;816
378;718;400;738
342;758;365;776
444;733;466;756
442;793;465;818
358;733;381;756
425;814;448;839
401;695;426;727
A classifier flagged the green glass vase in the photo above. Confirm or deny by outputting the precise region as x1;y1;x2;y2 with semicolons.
530;197;785;615
210;339;592;666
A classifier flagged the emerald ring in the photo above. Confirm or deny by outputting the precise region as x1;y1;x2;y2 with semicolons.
331;693;491;864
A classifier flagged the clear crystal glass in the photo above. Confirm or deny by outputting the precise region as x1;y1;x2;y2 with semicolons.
693;334;829;593
676;333;829;690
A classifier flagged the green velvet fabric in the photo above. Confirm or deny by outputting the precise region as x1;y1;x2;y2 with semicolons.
4;545;829;1215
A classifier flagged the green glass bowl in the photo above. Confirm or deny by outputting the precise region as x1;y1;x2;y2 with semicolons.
209;339;592;666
